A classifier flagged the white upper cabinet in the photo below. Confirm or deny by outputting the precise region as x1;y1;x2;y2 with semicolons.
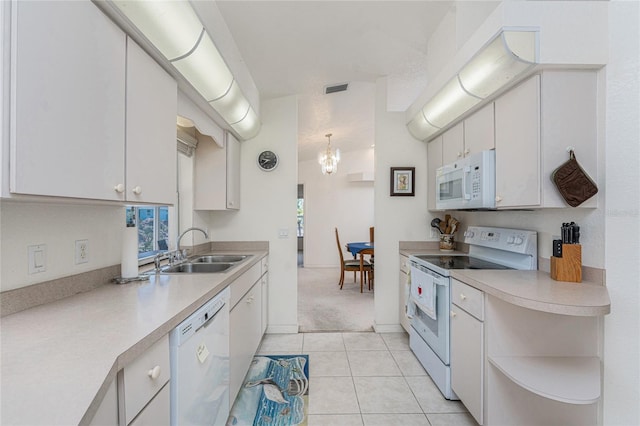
494;75;541;208
441;122;465;165
463;103;495;157
10;1;126;200
495;71;598;209
194;131;241;210
441;104;494;165
8;2;178;204
125;39;177;205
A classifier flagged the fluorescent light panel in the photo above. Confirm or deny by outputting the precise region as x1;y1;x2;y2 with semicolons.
171;34;234;102
112;0;260;140
408;29;538;141
112;1;202;60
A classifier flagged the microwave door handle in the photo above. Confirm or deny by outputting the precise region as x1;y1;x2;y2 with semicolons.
463;165;471;201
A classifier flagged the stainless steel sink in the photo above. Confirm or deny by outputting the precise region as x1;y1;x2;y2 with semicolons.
161;262;234;274
192;254;250;263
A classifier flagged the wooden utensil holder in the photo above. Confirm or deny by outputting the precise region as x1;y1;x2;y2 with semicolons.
550;244;582;283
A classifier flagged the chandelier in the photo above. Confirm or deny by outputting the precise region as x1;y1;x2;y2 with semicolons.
318;133;341;175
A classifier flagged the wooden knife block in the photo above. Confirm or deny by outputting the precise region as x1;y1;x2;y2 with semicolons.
550;244;582;283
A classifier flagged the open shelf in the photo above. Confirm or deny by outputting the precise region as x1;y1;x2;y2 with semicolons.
488;356;601;405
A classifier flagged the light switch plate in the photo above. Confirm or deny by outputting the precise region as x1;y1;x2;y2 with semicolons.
28;244;46;274
278;228;289;239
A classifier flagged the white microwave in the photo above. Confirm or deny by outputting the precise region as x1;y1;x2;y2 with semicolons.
435;150;496;210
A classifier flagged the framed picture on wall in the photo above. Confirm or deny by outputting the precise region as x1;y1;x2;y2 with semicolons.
390;167;415;196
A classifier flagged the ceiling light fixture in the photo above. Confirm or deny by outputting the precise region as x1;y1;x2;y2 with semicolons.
318;133;340;175
112;1;260;140
408;29;538;141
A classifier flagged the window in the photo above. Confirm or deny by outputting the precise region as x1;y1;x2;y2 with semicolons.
137;206;169;259
297;198;304;237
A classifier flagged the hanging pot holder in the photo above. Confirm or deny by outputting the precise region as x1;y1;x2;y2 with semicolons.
551;150;598;207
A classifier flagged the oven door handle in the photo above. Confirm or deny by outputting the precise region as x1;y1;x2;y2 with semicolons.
410;265;448;287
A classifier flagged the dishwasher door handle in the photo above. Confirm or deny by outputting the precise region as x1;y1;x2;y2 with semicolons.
196;302;226;332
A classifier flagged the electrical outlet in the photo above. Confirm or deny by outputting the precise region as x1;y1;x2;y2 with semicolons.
75;239;89;264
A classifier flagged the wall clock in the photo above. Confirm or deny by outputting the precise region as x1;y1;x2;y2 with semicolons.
257;150;279;171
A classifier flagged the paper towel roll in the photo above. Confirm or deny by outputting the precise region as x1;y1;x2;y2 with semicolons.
121;224;139;278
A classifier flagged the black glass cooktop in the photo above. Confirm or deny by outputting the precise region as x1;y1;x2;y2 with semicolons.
414;255;512;270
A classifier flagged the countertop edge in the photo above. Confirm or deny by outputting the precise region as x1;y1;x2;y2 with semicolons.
451;270;611;317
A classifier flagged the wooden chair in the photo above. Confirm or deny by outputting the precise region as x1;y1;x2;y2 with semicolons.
359;247;374;291
335;228;371;291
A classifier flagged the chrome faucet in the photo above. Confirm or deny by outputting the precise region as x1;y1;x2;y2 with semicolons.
177;227;209;257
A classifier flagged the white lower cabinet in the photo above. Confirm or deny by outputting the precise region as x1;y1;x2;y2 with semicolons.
129;384;170;426
399;255;411;332
119;335;170;425
230;281;263;403
229;257;269;404
450;279;484;425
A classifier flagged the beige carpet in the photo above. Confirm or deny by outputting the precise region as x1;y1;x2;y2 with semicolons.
297;267;374;332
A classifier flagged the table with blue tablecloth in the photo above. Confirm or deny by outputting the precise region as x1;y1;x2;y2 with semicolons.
346;242;374;257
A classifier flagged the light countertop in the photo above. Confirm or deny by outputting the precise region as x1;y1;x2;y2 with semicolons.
451;269;610;317
0;250;267;425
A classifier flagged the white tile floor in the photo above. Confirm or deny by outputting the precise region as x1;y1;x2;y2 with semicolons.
256;332;479;426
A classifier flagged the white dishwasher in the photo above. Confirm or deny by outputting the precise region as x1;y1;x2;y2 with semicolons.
170;288;230;426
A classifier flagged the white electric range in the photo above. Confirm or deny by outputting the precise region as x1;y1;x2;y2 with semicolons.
407;226;537;399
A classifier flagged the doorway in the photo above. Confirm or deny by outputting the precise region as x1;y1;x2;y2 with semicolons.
297;184;304;267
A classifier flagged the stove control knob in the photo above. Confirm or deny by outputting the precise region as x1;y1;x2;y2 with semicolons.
465;231;475;238
514;236;524;245
507;236;515;244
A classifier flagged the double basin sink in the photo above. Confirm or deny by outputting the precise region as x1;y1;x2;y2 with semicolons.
160;254;251;274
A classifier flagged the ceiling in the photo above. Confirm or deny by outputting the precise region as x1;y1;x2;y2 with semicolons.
214;1;487;160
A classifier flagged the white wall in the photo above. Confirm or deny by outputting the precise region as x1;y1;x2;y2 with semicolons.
603;2;640;424
203;96;299;333
298;148;374;267
0;201;122;291
374;77;432;332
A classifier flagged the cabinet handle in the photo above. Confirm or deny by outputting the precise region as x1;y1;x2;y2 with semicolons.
460;293;467;300
132;186;142;195
147;365;161;380
450;310;457;318
114;184;125;194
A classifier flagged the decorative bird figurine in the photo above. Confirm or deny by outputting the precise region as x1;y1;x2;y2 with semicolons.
244;378;289;404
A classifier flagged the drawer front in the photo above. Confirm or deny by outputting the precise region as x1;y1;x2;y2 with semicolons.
230;262;262;308
123;335;170;424
452;279;484;320
129;383;170;426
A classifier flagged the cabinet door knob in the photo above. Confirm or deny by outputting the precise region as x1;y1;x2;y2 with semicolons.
495;195;503;202
464;148;470;155
114;184;125;193
460;293;467;300
450;310;457;318
457;151;463;158
132;186;142;195
147;365;161;380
